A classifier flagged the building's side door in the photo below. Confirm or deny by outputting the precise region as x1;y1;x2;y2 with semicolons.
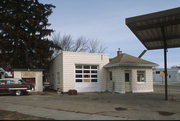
125;70;132;92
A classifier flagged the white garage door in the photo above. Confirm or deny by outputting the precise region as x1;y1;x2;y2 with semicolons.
75;64;100;92
75;82;100;92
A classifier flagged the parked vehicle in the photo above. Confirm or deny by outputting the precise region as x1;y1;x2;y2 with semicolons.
0;78;32;96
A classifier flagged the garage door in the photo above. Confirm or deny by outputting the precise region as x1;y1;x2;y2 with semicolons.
22;78;35;89
75;64;100;92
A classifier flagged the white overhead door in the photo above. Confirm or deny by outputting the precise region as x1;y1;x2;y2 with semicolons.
75;65;100;92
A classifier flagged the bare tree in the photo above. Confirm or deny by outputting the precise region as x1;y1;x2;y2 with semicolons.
52;33;73;51
88;39;106;53
52;33;106;56
51;33;63;57
72;37;88;52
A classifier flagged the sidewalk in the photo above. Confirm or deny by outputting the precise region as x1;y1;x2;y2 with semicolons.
0;102;125;120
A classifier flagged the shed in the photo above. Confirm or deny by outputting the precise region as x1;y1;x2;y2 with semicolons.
13;69;43;92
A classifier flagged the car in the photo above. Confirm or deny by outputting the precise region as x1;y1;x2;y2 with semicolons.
0;78;32;96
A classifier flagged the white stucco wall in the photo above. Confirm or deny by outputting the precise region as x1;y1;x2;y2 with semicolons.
107;67;153;93
131;68;153;93
35;72;43;91
107;67;125;93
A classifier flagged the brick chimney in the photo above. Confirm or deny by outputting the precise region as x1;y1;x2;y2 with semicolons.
117;48;122;56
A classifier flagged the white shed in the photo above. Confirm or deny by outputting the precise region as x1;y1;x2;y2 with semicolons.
13;69;43;92
104;50;158;93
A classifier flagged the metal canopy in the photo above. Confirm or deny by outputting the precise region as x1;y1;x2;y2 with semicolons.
126;7;180;50
125;7;180;100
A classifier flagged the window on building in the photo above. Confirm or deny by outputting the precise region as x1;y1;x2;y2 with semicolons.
75;65;98;83
76;65;82;69
137;71;146;82
156;71;160;74
109;71;112;80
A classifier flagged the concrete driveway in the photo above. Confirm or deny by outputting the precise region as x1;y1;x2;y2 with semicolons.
0;82;180;120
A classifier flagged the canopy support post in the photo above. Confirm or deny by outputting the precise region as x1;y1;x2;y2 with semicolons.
161;26;168;100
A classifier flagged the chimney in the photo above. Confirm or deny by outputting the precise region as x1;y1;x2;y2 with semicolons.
117;48;122;56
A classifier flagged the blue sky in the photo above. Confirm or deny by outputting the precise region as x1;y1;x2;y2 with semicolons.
40;0;180;68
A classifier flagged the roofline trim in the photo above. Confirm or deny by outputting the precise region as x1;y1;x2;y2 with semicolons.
104;63;159;68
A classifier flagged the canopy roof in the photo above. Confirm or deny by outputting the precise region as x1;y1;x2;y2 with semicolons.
126;7;180;50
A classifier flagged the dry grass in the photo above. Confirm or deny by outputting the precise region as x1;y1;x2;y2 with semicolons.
0;109;54;120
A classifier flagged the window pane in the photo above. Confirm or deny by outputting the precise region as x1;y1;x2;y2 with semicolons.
84;70;90;73
91;65;97;69
75;64;98;83
84;75;90;78
76;79;82;82
156;71;160;74
76;75;82;78
84;65;90;69
91;70;97;73
76;70;82;73
91;75;97;78
84;79;91;82
91;79;97;82
76;65;82;69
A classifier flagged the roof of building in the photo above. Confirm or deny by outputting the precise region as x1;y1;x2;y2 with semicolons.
105;53;158;68
13;69;44;71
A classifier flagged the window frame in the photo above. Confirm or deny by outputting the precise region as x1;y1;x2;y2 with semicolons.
137;70;146;83
75;64;98;83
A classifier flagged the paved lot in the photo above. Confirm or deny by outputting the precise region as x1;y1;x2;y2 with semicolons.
0;82;180;120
